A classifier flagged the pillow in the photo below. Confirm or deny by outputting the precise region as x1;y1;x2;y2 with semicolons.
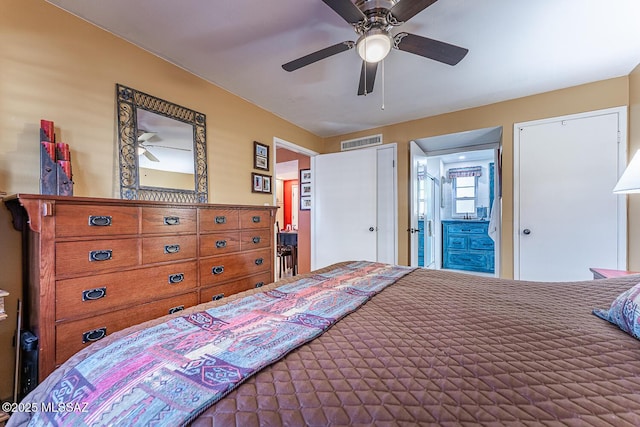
593;282;640;340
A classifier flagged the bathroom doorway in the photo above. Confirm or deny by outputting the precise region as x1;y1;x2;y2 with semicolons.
410;127;502;276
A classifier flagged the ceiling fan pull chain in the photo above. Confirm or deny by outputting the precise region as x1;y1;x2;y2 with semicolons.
381;59;385;110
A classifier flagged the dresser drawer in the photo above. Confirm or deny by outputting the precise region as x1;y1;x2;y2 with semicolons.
56;261;197;321
444;251;492;273
469;235;494;251
446;235;467;250
201;272;272;302
240;229;271;250
142;234;197;264
55;292;198;366
56;238;140;276
199;232;241;256
55;204;138;237
199;248;271;287
445;222;487;234
199;208;239;232
240;209;271;229
142;207;197;234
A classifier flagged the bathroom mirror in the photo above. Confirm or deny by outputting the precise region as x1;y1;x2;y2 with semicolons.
116;83;208;203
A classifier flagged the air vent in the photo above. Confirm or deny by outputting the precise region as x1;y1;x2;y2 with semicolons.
340;134;383;151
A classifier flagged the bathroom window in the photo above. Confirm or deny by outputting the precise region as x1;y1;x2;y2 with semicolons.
453;176;477;215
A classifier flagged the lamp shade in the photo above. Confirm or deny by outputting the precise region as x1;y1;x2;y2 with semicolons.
357;30;391;63
613;149;640;194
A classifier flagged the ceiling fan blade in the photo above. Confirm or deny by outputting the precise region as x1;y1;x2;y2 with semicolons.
394;32;468;65
357;61;378;96
282;41;354;72
322;0;366;24
137;131;157;142
147;144;191;152
143;149;160;162
388;0;438;23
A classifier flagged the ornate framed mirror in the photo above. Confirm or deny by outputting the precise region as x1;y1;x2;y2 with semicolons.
116;83;208;203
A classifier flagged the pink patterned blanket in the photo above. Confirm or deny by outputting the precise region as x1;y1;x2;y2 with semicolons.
23;261;414;427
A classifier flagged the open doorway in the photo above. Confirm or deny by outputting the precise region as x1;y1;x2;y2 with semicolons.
274;138;317;277
410;127;502;276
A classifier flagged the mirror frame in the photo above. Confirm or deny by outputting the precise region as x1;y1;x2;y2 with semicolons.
116;83;208;203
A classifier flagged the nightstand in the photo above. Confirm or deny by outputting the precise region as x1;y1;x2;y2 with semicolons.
589;268;640;279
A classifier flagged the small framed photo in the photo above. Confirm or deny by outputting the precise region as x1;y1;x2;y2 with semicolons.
252;173;263;193
301;183;312;196
300;196;311;210
254;141;269;171
252;172;272;194
262;175;272;194
300;169;311;183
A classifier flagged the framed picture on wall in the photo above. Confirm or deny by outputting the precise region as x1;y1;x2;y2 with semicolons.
254;141;269;171
300;168;311;183
300;196;311;210
301;183;311;196
262;175;272;193
252;173;263;193
252;172;272;194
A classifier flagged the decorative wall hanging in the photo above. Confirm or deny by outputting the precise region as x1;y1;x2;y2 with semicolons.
299;168;311;210
252;172;272;194
254;141;269;171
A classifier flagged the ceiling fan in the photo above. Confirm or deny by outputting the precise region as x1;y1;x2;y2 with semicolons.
137;130;191;163
282;0;468;95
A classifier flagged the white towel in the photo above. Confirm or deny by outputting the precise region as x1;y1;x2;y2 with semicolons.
488;198;498;242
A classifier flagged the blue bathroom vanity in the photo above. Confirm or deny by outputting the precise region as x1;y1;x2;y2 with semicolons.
442;220;494;273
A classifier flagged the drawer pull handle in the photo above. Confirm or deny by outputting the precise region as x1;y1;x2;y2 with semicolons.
255;281;265;288
88;215;112;227
215;240;227;248
82;327;106;343
168;273;184;284
255;258;264;266
212;293;224;301
164;244;181;254
168;305;184;314
164;216;180;226
89;250;112;262
252;236;261;244
212;266;225;275
215;216;226;224
252;216;261;223
82;287;106;301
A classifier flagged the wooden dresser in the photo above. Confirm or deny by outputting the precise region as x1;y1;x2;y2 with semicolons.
5;194;276;382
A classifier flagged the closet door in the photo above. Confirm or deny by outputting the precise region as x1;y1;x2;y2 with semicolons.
514;108;626;281
311;148;384;270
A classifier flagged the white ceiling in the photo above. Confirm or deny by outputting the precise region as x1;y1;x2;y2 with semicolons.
47;0;640;138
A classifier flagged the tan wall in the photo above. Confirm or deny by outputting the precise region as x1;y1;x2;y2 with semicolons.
324;77;631;276
0;0;322;400
628;64;640;271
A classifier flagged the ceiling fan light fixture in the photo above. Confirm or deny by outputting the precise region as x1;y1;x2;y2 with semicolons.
357;30;391;63
137;146;147;156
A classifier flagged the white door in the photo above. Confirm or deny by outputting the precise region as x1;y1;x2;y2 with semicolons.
514;108;626;281
376;146;397;265
312;146;396;270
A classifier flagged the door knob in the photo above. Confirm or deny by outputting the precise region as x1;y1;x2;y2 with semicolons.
523;229;531;235
369;227;375;232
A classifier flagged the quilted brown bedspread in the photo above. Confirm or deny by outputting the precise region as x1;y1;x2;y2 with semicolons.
10;264;640;426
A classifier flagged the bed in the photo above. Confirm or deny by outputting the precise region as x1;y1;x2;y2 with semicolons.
8;261;640;426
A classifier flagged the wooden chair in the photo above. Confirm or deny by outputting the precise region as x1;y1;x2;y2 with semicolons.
276;222;293;278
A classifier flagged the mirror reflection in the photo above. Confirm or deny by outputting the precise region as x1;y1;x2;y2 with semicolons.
137;109;195;191
116;83;208;203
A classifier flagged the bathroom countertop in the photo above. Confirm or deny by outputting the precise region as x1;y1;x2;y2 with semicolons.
441;219;488;223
